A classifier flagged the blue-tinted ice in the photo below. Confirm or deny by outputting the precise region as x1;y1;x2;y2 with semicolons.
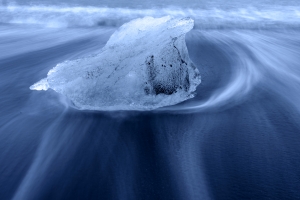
30;16;201;110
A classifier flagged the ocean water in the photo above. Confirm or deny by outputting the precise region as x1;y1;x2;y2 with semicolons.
1;0;300;199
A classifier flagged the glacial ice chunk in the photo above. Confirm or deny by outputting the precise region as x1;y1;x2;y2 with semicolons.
30;16;201;110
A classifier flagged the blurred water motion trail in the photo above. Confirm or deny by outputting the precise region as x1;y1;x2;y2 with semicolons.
1;2;300;200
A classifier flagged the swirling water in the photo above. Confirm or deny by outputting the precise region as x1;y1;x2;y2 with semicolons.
1;1;300;199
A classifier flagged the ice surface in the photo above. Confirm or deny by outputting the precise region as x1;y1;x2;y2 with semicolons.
30;16;201;110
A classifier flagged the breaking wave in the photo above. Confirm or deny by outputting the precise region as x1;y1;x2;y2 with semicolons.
1;5;300;29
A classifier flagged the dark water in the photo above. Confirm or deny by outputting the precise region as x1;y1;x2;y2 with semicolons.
1;1;300;200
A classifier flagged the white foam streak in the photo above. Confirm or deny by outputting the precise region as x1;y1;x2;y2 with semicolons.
182;53;260;111
166;31;300;113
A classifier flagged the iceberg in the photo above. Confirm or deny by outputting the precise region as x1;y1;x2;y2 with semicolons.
30;16;201;110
